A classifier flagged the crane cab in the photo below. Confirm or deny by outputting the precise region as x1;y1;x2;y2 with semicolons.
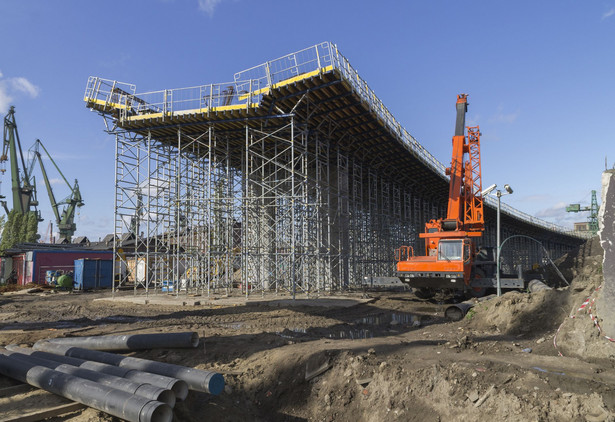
396;236;475;290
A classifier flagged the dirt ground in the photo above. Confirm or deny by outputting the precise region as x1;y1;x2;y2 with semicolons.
0;236;613;421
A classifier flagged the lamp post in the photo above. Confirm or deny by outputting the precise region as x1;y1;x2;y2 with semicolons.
494;184;513;296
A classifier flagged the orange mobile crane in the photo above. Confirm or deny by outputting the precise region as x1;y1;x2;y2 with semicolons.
396;94;500;297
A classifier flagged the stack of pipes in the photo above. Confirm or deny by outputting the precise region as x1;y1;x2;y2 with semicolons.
0;331;224;422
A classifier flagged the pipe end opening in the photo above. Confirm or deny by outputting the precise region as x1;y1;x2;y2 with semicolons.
172;380;189;401
141;401;173;422
207;373;225;396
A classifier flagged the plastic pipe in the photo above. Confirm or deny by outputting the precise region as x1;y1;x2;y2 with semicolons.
46;331;199;351
6;345;189;401
445;301;475;321
0;349;175;407
35;341;225;395
528;279;553;292
0;353;172;422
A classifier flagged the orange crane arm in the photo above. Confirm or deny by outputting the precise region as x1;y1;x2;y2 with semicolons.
444;94;469;230
463;126;484;231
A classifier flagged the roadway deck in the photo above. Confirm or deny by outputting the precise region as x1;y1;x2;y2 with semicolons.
85;67;450;200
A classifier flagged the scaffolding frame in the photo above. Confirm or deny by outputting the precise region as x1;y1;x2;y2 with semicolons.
110;111;441;296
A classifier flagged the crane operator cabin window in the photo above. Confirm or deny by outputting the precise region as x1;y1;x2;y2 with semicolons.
438;240;463;261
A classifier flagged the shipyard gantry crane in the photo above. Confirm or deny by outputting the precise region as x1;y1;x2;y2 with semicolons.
28;140;84;241
1;106;84;241
1;106;40;218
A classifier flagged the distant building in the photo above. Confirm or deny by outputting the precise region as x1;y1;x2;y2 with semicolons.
574;222;591;232
73;236;90;245
1;243;112;285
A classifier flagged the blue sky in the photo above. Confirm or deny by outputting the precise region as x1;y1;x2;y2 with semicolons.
0;0;613;240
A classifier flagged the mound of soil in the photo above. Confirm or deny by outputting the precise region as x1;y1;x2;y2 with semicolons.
295;348;612;422
467;235;613;362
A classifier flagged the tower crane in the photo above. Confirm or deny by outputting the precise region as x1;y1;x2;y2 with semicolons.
28;140;84;241
1;106;41;218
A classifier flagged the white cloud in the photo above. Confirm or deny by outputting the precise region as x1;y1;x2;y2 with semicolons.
602;8;615;20
37;178;64;188
519;194;552;203
11;77;40;97
532;200;592;229
489;105;519;124
535;201;567;219
198;0;223;16
0;84;12;115
0;74;40;114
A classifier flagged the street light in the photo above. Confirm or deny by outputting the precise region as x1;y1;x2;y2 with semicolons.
493;184;513;296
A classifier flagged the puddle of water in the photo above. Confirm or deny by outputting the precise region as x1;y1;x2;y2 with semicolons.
275;326;375;340
276;327;308;339
272;313;424;342
355;312;422;326
328;329;373;340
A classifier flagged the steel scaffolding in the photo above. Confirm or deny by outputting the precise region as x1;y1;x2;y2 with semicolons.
86;42;584;297
110;120;442;296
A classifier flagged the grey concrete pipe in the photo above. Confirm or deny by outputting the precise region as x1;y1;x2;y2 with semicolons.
46;331;199;351
0;349;176;407
445;301;475;321
0;353;172;422
6;345;189;401
34;341;225;395
527;279;553;292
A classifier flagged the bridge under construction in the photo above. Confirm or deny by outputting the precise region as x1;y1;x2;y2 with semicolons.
84;42;584;296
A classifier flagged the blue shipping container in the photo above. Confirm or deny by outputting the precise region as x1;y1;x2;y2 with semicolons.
74;259;113;290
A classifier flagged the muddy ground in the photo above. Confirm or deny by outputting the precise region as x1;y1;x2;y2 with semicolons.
0;236;613;421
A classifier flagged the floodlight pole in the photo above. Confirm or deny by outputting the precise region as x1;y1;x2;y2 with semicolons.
496;191;502;297
495;186;513;297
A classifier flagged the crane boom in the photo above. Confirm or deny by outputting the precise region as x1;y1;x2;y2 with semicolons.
28;139;84;241
445;94;469;227
34;143;60;223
